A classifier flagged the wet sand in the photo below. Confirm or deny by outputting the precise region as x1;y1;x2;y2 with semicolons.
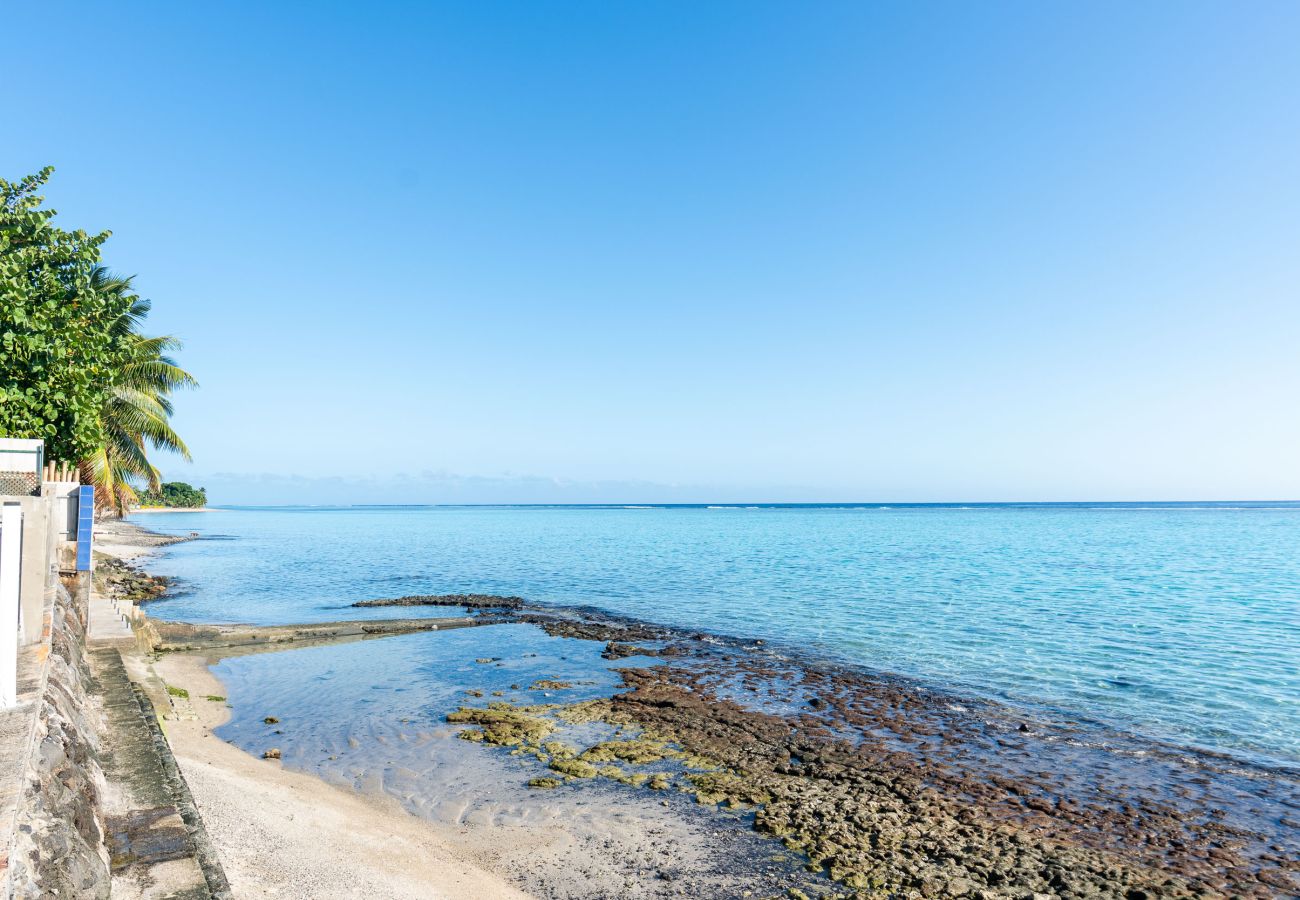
96;516;196;561
152;654;531;900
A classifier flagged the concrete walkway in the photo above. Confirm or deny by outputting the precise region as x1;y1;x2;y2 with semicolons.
83;579;229;897
88;647;228;898
89;583;136;646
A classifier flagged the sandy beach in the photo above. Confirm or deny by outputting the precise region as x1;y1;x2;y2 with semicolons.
151;653;530;900
96;517;196;560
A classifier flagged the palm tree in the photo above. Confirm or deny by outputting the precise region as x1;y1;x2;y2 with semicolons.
80;268;197;514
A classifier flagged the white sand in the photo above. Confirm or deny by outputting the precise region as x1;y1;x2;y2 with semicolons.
153;654;532;900
95;518;180;561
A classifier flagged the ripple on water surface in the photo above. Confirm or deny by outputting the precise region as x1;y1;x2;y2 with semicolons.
143;504;1300;768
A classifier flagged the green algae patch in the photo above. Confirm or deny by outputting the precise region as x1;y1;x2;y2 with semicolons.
647;773;673;790
552;698;624;725
598;766;650;787
579;737;678;764
686;772;771;807
541;740;579;760
530;679;573;690
528;777;563;789
549;757;599;779
446;704;556;747
204;695;225;702
447;697;735;807
166;685;189;699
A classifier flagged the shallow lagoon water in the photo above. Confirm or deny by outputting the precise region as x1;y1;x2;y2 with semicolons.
213;623;646;776
142;503;1300;768
209;625;826;898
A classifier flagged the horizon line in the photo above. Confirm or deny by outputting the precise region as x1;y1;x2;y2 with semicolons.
190;499;1300;509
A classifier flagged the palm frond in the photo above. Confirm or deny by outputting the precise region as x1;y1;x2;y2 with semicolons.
79;274;196;516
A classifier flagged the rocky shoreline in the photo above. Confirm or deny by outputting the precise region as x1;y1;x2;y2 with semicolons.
427;609;1299;899
113;520;1299;900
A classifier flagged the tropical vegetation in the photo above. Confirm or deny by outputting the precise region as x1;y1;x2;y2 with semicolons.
0;167;196;513
138;482;207;509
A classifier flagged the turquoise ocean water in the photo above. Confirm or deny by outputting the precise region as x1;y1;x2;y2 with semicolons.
138;503;1300;769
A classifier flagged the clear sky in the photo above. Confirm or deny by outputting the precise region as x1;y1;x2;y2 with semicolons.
5;2;1299;503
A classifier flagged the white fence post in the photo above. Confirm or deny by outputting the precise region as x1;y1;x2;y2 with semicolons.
0;503;22;707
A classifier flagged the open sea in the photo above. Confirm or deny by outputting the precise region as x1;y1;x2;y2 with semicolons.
138;503;1300;771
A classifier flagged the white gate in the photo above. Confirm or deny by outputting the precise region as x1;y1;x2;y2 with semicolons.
0;503;22;707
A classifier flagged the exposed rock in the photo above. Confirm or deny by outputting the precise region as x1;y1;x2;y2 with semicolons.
352;594;524;610
147;616;483;652
548;758;598;779
95;555;171;605
601;641;685;660
446;652;1298;898
446;703;558;747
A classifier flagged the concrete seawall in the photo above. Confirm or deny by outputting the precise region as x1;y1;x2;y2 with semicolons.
0;568;230;898
145;615;488;653
2;577;111;897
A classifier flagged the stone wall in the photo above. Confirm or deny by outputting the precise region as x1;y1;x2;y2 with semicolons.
4;578;112;898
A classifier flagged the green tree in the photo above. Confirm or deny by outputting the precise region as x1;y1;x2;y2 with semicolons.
138;482;207;508
0;168;134;460
82;270;198;513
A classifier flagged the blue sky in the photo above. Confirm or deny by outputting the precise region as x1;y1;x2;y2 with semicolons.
5;2;1299;503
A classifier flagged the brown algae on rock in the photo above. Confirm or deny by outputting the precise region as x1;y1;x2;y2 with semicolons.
445;673;1274;898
